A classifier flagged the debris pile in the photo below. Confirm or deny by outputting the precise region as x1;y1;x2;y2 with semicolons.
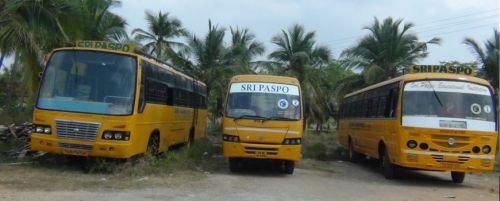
0;122;33;159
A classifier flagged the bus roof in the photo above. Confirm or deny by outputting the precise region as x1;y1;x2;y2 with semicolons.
343;73;493;98
49;47;206;87
229;74;300;86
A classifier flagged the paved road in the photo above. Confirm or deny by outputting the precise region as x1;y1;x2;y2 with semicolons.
1;159;498;201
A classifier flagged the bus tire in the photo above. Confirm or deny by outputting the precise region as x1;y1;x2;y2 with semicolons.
451;171;465;183
147;133;160;156
283;160;295;174
229;158;241;172
348;139;362;163
187;128;195;148
382;149;396;179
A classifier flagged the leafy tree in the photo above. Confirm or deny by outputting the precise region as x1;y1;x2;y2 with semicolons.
342;17;441;84
464;30;499;89
132;10;188;63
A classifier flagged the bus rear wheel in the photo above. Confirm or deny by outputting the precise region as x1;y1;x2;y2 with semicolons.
451;171;465;183
348;140;362;162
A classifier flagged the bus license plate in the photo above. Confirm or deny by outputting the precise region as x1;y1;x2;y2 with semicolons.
256;151;267;158
62;149;89;156
441;162;459;169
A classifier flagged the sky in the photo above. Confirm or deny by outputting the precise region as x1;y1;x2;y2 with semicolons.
2;0;499;68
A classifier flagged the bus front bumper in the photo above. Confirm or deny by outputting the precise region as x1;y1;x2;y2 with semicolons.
397;149;496;173
31;134;137;159
223;141;301;161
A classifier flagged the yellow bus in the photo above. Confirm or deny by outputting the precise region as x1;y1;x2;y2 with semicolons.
31;41;207;159
338;66;497;183
222;75;304;174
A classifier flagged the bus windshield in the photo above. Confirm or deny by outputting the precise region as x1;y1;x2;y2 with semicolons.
37;50;137;115
402;80;495;131
226;82;301;120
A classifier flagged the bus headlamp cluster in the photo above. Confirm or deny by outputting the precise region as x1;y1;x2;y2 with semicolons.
283;138;301;145
102;131;130;141
223;134;240;142
406;140;429;150
33;124;51;134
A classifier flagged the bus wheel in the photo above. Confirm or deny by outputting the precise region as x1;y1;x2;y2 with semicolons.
382;149;396;179
283;160;295;174
451;172;465;183
229;158;241;172
147;133;159;156
348;140;361;162
187;129;195;148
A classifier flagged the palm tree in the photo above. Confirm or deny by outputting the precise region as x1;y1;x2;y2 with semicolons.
62;0;126;42
227;27;265;73
187;20;230;98
132;10;188;63
342;17;441;84
0;0;70;92
268;24;331;83
464;30;499;89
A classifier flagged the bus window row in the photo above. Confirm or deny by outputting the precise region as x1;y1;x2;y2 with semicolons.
142;61;207;109
340;83;399;119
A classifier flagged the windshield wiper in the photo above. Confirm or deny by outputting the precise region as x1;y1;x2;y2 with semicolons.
233;115;266;122
425;78;443;107
263;116;294;122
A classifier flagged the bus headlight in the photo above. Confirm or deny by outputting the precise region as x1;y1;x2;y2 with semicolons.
407;140;417;149
482;145;491;154
283;138;302;145
222;134;239;142
33;124;51;134
102;131;130;141
103;132;113;140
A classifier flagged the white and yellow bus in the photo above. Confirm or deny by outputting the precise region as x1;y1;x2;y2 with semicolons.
338;65;497;183
31;41;207;159
222;75;304;174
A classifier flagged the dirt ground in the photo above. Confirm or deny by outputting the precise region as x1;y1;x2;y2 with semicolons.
0;158;498;201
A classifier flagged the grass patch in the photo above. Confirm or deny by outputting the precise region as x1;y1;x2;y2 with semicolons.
302;130;344;161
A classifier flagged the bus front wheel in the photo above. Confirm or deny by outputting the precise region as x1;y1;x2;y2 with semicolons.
451;171;465;183
283;160;295;174
229;158;242;172
147;133;160;156
382;149;397;179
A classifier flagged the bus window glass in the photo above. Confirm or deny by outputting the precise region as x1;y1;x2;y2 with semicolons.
226;82;301;120
37;51;136;115
402;80;495;131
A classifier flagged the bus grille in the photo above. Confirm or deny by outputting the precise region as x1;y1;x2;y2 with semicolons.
55;120;100;141
58;142;93;151
431;135;469;148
